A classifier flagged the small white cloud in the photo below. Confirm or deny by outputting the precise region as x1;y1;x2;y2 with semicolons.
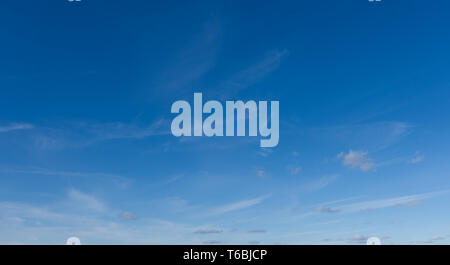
163;175;183;185
338;150;374;171
247;229;266;233
316;206;339;214
119;212;137;220
410;152;424;164
348;234;369;244
286;165;301;175
256;169;267;179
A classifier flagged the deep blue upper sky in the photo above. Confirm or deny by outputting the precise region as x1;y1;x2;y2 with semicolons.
1;0;450;244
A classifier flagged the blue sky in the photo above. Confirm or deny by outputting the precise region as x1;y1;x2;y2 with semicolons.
1;0;450;244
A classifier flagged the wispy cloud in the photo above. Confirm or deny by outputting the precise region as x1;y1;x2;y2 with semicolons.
153;18;220;96
203;240;221;245
258;148;273;157
247;229;266;233
256;169;267;179
119;212;137;221
410;151;424;164
209;195;270;216
303;175;338;192
81;119;169;140
318;197;360;207
6;168;131;188
29;119;168;150
194;228;223;234
396;201;422;207
348;234;369;244
162;175;183;185
0;200;205;244
304;191;448;221
68;189;106;212
299;121;413;153
286;165;301;175
308;219;342;227
422;236;446;244
0;123;33;132
316;206;340;214
321;190;449;214
0;190;108;225
0;202;63;221
216;49;288;97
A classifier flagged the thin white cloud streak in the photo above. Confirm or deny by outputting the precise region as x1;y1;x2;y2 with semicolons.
68;189;106;212
258;148;273;157
194;228;223;234
364;121;413;152
288;121;414;153
30;118;169;150
209;195;270;216
0;202;64;221
0;193;110;227
84;119;169;140
308;219;342;227
422;236;447;244
153;18;220;95
317;206;340;214
0;123;34;132
290;190;449;221
317;197;360;207
303;175;338;192
321;190;449;214
217;49;289;97
6;168;131;188
247;229;266;233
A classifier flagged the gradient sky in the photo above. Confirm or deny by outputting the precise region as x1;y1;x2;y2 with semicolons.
1;0;450;245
